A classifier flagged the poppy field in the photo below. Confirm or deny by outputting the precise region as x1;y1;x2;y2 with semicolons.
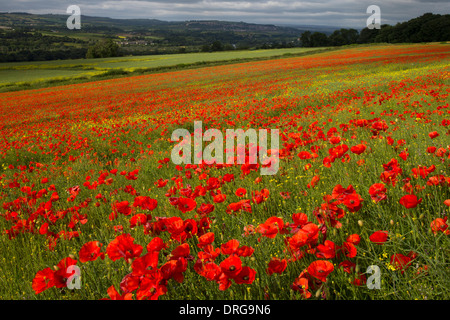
0;43;449;300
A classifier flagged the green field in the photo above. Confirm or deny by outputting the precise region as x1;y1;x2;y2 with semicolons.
0;47;331;92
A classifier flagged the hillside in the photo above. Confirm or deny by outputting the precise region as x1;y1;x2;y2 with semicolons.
0;12;330;61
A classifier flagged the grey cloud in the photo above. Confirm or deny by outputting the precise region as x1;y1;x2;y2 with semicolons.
0;0;448;27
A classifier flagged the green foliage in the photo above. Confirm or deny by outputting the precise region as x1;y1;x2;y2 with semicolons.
86;39;120;59
300;13;449;47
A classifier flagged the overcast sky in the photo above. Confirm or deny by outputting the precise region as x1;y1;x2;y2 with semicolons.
1;0;449;28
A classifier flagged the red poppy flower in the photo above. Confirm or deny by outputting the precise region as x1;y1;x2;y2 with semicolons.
291;275;311;299
197;245;221;262
102;285;133;300
170;243;191;260
399;150;409;161
131;252;160;276
195;260;222;281
266;257;287;275
369;183;387;203
315;240;336;259
220;255;242;279
307;175;320;189
342;241;357;258
196;203;215;216
154;178;168;187
256;216;285;239
221;239;240;255
369;230;389;244
177;197;197;213
79;241;104;263
146;236;167;253
217;272;232;291
32;267;55;294
133;196;157;211
106;234;143;262
53;257;78;288
307;260;334;282
399;194;422;209
328;144;349;159
430;217;449;235
342;193;363;212
329;136;341;144
39;222;49;235
235;188;247;197
136;271;168;300
428;131;439;139
390;253;412;273
350;144;366;155
226;199;252;214
234;266;256;284
198;232;215;248
298;151;312;159
287;230;309;251
113;201;132;216
427;146;436;154
198;216;212;236
236;245;254;257
161;258;188;283
50;192;59;202
129;214;150;229
355;119;368;127
346;234;360;245
339;260;356;273
213;192;226;203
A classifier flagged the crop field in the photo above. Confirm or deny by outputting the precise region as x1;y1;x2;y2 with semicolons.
0;43;449;300
0;47;327;92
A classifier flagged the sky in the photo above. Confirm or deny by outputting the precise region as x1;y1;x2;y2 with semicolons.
1;0;449;28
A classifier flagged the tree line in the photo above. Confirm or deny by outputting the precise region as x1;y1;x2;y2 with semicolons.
300;13;449;47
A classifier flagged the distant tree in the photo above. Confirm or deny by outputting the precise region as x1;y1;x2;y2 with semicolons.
310;32;329;47
328;30;346;46
329;29;359;46
86;39;120;59
358;27;379;43
210;40;224;52
300;31;312;47
201;44;211;52
374;24;394;43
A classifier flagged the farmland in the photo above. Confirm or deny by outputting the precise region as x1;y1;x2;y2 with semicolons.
0;47;329;92
0;43;449;300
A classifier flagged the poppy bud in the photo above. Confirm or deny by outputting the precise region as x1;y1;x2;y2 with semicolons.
358;220;364;227
390;219;394;225
69;254;75;259
315;288;322;298
355;264;360;273
419;214;424;220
